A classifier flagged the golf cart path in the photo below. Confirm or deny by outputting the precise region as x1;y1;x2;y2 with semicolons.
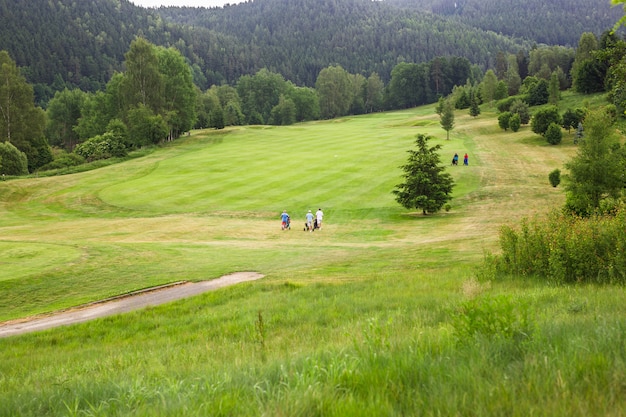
0;272;264;338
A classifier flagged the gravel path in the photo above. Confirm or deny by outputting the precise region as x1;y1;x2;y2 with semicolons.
0;272;264;338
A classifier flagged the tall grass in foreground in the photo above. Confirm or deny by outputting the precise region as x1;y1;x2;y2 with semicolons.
1;271;624;416
1;100;624;416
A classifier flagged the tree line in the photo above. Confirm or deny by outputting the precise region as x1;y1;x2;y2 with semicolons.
0;38;477;175
4;25;626;177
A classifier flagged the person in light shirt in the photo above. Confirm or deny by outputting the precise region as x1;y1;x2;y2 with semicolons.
315;208;323;230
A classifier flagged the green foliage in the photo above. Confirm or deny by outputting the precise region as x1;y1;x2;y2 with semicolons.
527;78;549;106
439;99;455;139
269;95;297;126
74;132;127;162
548;72;560;105
316;65;353;119
288;85;321;122
451;295;532;342
45;88;87;150
561;108;586;132
122;37;163;112
127;105;169;146
38;150;86;171
479;69;498;105
393;134;455;214
0;51;48;172
531;106;562;136
573;59;607;94
0;141;28;175
548;168;561;187
509;112;521;132
454;88;470;109
493;208;626;283
497;111;512;131
564;109;623;216
509;99;531;124
238;69;288;123
468;94;481;117
158;46;197;138
545;122;563;145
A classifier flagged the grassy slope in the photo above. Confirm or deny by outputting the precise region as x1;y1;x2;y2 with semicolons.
0;97;624;416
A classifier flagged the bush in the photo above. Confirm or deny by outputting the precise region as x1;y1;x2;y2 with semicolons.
545;123;563;145
510;99;531;124
0;142;28;175
75;133;127;162
38;151;86;171
531;106;562;136
491;208;626;284
548;169;561;187
509;113;521;132
498;112;512;131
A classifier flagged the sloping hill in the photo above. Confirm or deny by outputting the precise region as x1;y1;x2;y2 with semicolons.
386;0;623;46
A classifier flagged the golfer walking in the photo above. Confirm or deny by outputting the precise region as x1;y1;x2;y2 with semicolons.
315;208;324;230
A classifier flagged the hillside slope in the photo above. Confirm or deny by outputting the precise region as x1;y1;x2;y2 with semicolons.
386;0;624;46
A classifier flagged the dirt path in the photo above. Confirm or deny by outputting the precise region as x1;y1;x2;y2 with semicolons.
0;272;264;338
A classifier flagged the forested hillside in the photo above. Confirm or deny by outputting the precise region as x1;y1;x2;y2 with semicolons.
0;0;245;104
156;0;530;86
386;0;623;46
2;0;601;106
0;0;621;107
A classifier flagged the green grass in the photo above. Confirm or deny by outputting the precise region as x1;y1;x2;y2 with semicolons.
0;98;624;416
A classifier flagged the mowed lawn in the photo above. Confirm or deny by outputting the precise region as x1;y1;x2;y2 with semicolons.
2;102;624;416
0;106;498;320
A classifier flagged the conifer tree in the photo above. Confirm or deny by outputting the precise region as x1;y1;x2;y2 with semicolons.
439;98;455;140
393;134;455;215
469;93;481;117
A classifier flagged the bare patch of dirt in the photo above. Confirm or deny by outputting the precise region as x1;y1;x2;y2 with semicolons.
0;272;264;338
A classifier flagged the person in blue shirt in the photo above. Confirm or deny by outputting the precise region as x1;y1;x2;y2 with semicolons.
305;209;314;232
281;210;290;230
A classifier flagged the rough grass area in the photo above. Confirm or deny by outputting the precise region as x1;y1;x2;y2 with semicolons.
1;95;624;416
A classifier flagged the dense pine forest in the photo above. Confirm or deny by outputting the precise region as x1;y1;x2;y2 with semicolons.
386;0;623;46
0;0;620;102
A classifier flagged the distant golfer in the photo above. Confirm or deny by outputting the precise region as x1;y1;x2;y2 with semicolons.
463;153;469;166
315;208;324;230
305;210;314;232
281;210;290;230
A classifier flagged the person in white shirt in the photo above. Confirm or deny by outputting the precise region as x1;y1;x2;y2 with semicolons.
315;208;323;230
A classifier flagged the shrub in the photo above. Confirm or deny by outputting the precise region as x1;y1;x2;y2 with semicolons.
491;208;626;284
545;123;563;145
548;169;561;187
0;142;28;175
509;113;521;132
531;106;562;136
38;151;85;171
510;99;531;124
498;112;512;131
74;132;127;162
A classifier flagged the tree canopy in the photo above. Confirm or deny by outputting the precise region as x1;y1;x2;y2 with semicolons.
393;134;455;215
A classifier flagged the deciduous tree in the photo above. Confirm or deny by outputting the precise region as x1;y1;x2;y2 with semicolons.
0;51;48;171
564;109;623;215
315;65;353;119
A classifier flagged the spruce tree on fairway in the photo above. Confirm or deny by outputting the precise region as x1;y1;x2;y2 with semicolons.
439;99;455;140
393;134;455;215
